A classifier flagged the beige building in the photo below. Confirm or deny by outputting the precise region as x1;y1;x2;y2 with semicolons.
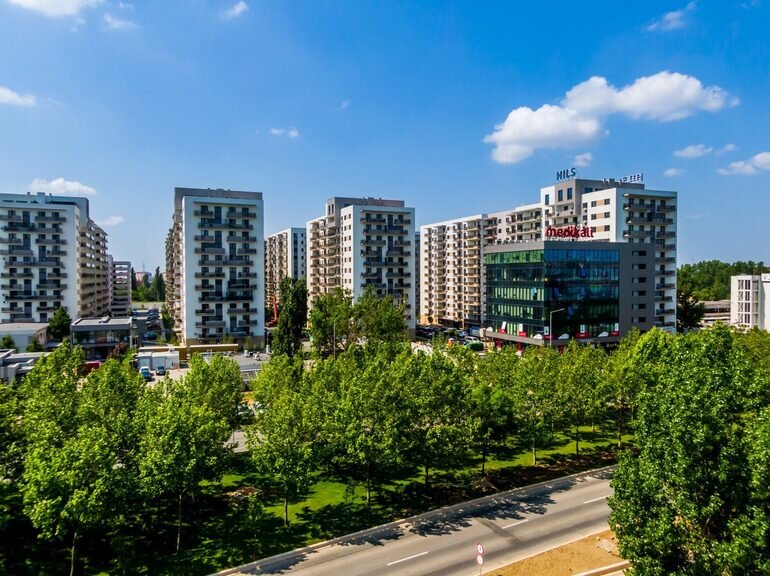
0;192;109;323
265;227;306;313
165;188;265;345
307;197;416;329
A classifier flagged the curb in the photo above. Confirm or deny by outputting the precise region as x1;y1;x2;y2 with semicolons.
210;464;617;576
574;560;631;576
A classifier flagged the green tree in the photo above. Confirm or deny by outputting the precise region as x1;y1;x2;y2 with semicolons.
513;346;561;465
184;353;243;431
273;277;309;358
402;350;477;489
609;325;763;575
604;329;643;447
325;343;409;504
248;372;317;525
309;287;355;358
20;345;143;576
353;286;407;343
0;335;15;349
0;383;22;533
149;267;166;302
26;338;44;352
138;376;231;554
48;307;72;341
678;260;766;301
676;291;705;332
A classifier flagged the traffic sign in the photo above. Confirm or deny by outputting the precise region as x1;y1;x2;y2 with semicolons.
476;554;484;565
477;543;484;556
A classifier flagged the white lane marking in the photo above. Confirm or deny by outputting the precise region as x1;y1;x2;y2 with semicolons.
502;519;529;529
583;495;609;504
386;551;429;566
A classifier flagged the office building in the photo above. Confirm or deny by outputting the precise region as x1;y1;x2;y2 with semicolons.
0;192;109;323
731;274;770;330
71;317;134;360
307;197;416;330
165;188;265;345
420;174;677;332
483;241;655;347
265;227;306;311
701;300;731;328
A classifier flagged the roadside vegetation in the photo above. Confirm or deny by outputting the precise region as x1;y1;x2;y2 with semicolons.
1;307;769;574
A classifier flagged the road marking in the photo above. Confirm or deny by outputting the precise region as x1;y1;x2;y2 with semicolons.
386;551;429;566
502;519;529;529
583;495;609;504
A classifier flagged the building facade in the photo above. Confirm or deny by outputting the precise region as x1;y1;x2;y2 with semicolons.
419;175;677;332
109;259;132;316
0;192;109;323
483;241;655;347
731;274;770;330
265;227;306;312
307;197;416;329
165;188;265;345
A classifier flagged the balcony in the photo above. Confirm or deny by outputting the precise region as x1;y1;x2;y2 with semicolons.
12;258;61;267
386;249;411;257
36;304;59;312
199;220;253;230
385;271;411;279
195;271;225;278
2;222;37;232
623;230;649;239
364;259;387;267
227;235;257;243
361;239;386;246
225;210;257;219
361;272;380;279
238;271;257;279
7;291;59;300
238;318;258;327
195;308;220;316
237;247;258;255
195;284;221;292
656;231;676;239
0;247;33;256
656;205;676;212
195;246;226;255
0;271;33;279
361;216;387;225
195;319;226;328
35;237;66;245
657;270;676;276
37;282;67;290
656;308;676;316
36;214;66;223
391;282;412;289
392;240;411;248
656;256;676;264
194;235;219;243
227;281;254;290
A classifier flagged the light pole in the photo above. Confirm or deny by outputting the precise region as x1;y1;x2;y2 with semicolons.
549;308;565;348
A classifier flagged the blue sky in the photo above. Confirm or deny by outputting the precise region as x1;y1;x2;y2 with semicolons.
0;1;768;271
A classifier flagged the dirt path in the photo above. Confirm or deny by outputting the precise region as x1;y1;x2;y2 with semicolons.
487;530;622;576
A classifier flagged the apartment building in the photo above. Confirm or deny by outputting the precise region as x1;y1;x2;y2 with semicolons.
307;197;416;329
420;203;543;327
731;274;770;329
165;188;265;346
110;259;132;316
265;227;306;311
0;192;109;323
420;174;677;332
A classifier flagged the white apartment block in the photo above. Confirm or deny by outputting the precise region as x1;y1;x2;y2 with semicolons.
265;227;306;310
307;197;416;329
110;259;132;316
420;175;677;331
0;192;109;323
165;188;265;346
731;274;770;329
420;203;543;327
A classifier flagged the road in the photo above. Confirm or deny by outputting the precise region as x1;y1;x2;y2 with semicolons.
213;467;614;576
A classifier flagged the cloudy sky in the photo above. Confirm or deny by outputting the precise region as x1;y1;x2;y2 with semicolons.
0;1;768;269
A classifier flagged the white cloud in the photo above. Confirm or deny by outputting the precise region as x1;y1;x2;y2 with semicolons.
338;99;350;111
97;215;124;227
646;1;696;32
674;144;713;158
0;85;36;107
29;177;97;196
103;13;137;29
573;152;592;167
717;152;770;175
717;143;737;155
270;127;300;139
485;71;735;164
664;168;685;177
117;1;133;9
7;0;102;17
221;0;248;20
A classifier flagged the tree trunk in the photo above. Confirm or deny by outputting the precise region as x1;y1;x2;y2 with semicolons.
69;528;78;576
617;404;623;448
176;491;183;554
532;438;537;467
424;464;430;491
283;489;289;526
481;440;488;475
366;461;372;507
575;420;580;455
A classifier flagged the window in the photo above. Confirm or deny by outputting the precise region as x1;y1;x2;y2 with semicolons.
584;187;593;193
558;189;564;202
632;250;647;256
567;187;573;200
604;198;611;205
591;200;597;207
545;194;550;205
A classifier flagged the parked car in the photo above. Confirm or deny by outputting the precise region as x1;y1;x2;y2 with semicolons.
155;365;166;376
139;366;152;382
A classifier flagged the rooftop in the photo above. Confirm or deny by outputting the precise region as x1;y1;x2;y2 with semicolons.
72;317;132;329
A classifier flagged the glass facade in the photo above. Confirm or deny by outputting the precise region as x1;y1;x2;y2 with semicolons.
485;248;620;338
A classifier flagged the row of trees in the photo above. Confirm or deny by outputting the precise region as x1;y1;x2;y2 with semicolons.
0;344;243;575
131;266;166;303
678;260;766;301
248;328;662;525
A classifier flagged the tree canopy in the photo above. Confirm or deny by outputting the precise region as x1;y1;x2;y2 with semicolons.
678;260;766;301
272;277;308;358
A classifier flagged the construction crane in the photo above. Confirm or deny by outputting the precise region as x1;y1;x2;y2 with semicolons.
266;294;279;327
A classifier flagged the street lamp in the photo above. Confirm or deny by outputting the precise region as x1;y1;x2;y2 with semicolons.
549;308;565;348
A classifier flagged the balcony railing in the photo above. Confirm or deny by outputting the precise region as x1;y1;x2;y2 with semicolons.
36;214;66;223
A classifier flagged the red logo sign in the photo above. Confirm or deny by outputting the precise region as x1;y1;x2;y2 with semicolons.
545;225;594;239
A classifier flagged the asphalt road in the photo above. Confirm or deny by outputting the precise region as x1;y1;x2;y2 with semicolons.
214;467;614;576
